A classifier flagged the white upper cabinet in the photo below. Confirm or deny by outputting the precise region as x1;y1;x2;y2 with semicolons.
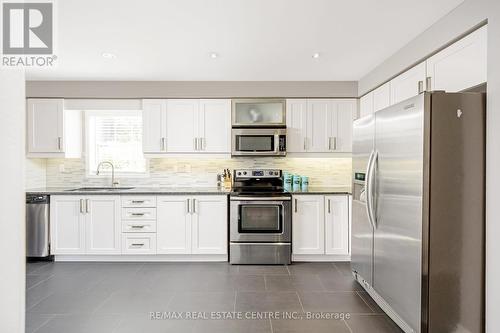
306;99;331;152
142;99;231;155
166;99;198;153
197;99;231;153
142;99;167;153
286;99;355;153
325;195;349;255
292;195;325;255
426;25;487;92
26;99;81;158
286;99;307;153
191;195;227;255
359;92;374;118
390;62;426;105
373;82;392;112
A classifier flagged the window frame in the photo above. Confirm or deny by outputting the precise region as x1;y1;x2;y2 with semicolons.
84;110;149;178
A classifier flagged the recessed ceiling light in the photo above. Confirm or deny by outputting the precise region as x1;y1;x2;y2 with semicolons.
312;53;320;59
102;52;116;59
209;52;219;59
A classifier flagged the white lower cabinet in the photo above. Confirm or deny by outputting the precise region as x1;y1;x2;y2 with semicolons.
292;195;325;255
292;194;350;260
50;195;121;255
157;195;228;255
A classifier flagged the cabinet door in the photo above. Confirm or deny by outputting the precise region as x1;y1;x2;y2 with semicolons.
166;99;198;152
286;99;307;153
373;82;392;112
27;99;64;153
292;195;325;255
50;196;86;255
333;99;356;153
325;195;349;255
306;100;330;152
191;195;227;254
198;99;231;153
85;196;121;254
142;99;166;153
390;62;426;105
359;92;374;118
157;196;192;254
426;25;487;92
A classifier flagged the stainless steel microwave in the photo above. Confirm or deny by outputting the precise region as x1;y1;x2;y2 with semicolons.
231;128;286;156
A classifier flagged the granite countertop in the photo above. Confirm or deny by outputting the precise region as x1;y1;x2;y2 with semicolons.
286;186;352;195
26;187;232;195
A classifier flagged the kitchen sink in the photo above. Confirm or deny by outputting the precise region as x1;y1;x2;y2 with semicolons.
65;187;135;192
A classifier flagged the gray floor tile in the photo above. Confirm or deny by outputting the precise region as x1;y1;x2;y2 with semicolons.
31;262;92;276
165;291;236;312
25;313;53;333
113;314;195;333
26;284;54;311
333;262;354;277
319;274;364;292
345;314;403;333
192;319;271;333
26;262;51;274
34;314;122;333
95;290;175;315
28;289;112;315
26;274;53;290
271;318;351;333
198;274;266;292
288;262;337;276
239;265;289;275
298;291;374;314
236;291;303;312
265;274;325;292
357;291;384;313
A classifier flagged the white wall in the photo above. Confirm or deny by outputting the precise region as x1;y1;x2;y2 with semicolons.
0;69;26;332
358;0;500;331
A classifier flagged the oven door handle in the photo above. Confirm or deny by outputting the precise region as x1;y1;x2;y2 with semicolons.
230;196;291;201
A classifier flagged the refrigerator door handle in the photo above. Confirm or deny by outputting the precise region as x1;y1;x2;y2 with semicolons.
365;150;376;230
371;151;379;228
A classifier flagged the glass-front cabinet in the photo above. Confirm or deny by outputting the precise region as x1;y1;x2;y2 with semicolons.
232;99;286;127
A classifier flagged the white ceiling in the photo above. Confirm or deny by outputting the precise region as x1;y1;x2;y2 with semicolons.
26;0;464;81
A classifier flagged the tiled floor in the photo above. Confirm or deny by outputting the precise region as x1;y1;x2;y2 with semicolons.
26;261;402;333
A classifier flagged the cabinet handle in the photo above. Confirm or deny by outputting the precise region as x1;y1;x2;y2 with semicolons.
201;138;205;151
294;198;298;213
131;200;145;204
192;198;196;214
328;137;331;150
57;137;62;150
130;213;145;216
131;225;145;229
131;243;145;247
85;199;90;213
161;137;166;151
418;81;424;94
194;137;197;150
79;199;84;214
426;76;432;91
332;137;337;150
328;199;331;214
303;138;307;151
187;198;190;214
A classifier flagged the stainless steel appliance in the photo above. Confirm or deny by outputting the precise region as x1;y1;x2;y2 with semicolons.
230;169;292;264
26;194;51;259
352;92;485;333
231;128;286;156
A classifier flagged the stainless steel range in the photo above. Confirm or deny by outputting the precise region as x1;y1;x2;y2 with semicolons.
229;169;291;265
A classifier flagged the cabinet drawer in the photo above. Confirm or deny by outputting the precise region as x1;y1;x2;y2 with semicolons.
121;196;156;208
121;234;156;254
122;207;156;220
122;220;157;233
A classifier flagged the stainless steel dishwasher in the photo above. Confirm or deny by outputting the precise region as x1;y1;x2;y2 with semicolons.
26;194;51;259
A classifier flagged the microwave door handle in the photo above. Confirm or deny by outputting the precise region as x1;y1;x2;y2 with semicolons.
274;134;279;153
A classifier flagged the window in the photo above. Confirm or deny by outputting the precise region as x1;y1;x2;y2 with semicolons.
85;110;147;176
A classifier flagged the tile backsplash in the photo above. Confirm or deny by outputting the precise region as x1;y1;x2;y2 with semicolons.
25;158;47;189
40;157;352;188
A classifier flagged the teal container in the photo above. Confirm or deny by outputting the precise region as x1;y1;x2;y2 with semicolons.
292;175;301;192
283;173;292;192
301;176;309;191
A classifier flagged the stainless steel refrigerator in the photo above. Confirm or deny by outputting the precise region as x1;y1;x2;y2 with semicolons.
351;92;485;333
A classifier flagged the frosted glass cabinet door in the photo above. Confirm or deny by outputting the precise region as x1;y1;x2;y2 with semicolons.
232;99;286;126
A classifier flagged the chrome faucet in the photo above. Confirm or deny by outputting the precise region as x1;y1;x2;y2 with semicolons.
96;161;119;187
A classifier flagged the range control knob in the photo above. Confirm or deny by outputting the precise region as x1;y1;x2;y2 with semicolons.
275;171;280;175
237;172;241;175
243;171;247;175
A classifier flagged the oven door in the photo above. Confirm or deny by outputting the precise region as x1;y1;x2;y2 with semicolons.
231;128;286;156
230;197;291;242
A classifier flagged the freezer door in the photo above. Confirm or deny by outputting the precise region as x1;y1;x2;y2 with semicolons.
351;115;375;285
373;95;424;332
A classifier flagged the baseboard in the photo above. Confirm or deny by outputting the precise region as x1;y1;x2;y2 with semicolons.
54;254;228;262
292;254;351;262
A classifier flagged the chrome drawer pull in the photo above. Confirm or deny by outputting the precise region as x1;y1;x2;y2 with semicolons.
130;243;145;247
130;213;146;216
131;200;145;204
130;225;145;229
